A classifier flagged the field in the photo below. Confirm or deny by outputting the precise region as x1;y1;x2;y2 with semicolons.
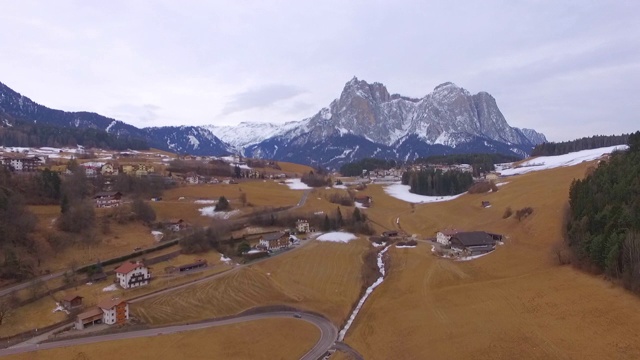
133;239;369;326
5;318;318;360
343;163;640;359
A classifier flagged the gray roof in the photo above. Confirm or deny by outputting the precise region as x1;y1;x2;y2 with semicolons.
261;232;286;242
451;232;495;247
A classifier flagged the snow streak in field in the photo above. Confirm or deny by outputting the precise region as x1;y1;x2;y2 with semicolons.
338;245;391;341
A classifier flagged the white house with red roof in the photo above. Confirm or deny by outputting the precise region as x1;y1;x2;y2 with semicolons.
115;261;150;289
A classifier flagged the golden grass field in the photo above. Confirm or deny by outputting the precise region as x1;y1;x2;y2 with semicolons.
5;318;318;360
133;239;369;326
343;163;640;359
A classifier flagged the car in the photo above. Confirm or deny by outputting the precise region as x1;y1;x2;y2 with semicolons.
293;313;302;319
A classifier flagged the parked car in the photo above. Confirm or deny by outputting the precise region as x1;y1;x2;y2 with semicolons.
293;313;302;319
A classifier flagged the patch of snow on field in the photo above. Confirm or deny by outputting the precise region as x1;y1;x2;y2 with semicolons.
194;199;217;204
52;302;69;314
102;284;118;292
333;184;347;189
339;245;391;341
151;231;164;242
455;252;493;262
355;202;368;209
284;178;312;190
199;207;240;219
220;255;232;263
384;183;465;204
372;242;386;248
316;232;357;243
396;245;417;248
496;182;509;187
499;145;629;176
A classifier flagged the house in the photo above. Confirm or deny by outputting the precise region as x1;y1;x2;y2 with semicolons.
97;298;129;325
83;166;99;178
354;196;372;207
258;231;292;251
449;231;497;255
101;163;118;176
121;164;135;174
61;294;83;310
115;261;150;289
166;218;186;232
177;259;208;273
94;191;122;208
296;219;310;234
436;229;459;246
185;172;200;184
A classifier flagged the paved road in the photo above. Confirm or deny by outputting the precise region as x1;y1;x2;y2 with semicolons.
0;311;337;359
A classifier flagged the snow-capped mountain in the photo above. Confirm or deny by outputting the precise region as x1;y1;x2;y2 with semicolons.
216;77;546;167
0;78;546;167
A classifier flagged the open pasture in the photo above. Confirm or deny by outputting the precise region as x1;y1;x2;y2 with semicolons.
343;163;640;359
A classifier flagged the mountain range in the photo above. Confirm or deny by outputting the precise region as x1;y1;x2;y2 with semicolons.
0;78;546;168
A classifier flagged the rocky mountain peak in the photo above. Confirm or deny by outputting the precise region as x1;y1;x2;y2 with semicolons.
341;77;390;104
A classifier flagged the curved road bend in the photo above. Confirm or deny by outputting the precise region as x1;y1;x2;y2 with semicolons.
0;311;337;360
0;189;312;298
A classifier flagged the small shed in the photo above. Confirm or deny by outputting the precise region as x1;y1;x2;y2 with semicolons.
75;307;103;330
481;201;491;208
61;294;83;310
178;259;208;273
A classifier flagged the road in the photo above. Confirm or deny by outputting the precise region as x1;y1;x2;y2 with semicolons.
0;311;337;359
0;189;312;298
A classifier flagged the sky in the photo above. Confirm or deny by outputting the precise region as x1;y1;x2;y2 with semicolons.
0;0;638;141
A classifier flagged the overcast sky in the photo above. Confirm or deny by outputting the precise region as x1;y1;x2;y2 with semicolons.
0;1;638;141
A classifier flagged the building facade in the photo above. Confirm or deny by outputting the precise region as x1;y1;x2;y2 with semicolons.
115;261;150;289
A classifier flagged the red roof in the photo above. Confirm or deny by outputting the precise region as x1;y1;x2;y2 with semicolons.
97;298;127;310
115;261;142;274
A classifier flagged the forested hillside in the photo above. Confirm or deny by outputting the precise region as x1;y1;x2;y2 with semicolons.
566;131;640;291
0;118;149;150
339;158;398;176
532;134;629;157
414;153;519;177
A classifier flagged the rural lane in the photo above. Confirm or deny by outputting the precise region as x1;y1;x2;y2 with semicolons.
0;311;337;359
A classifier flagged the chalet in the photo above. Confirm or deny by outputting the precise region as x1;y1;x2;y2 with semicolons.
97;298;129;325
258;231;292;251
115;261;150;289
436;229;459;246
296;219;310;234
185;172;200;184
101;163;118;176
61;294;83;310
449;231;497;255
83;166;99;178
94;191;122;208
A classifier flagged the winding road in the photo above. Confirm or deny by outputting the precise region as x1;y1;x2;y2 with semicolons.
0;311;337;359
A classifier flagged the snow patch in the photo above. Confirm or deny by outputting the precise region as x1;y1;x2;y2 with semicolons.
384;183;465;204
499;145;628;176
316;232;357;243
220;255;232;263
395;245;417;249
199;208;240;219
194;199;217;204
284;178;312;190
102;284;118;292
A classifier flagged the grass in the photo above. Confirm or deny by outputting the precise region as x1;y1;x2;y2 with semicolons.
133;239;369;326
0;250;233;338
342;163;640;359
5;318;319;360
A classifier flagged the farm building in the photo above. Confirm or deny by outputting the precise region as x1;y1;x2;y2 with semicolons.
166;218;187;232
61;294;83;310
354;196;372;207
94;191;122;208
75;308;103;330
449;231;498;255
382;230;399;238
296;219;310;233
166;259;208;274
258;232;292;251
115;261;150;289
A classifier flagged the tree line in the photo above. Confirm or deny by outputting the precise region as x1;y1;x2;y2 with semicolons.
401;168;473;196
339;158;398;177
566;131;640;292
532;134;629;157
0;119;149;150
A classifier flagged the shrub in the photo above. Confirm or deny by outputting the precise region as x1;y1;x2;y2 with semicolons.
503;206;513;219
215;196;230;212
131;198;156;224
515;207;534;221
327;192;354;206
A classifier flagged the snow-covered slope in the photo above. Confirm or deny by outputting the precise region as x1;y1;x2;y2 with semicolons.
499;145;628;176
204;120;307;152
